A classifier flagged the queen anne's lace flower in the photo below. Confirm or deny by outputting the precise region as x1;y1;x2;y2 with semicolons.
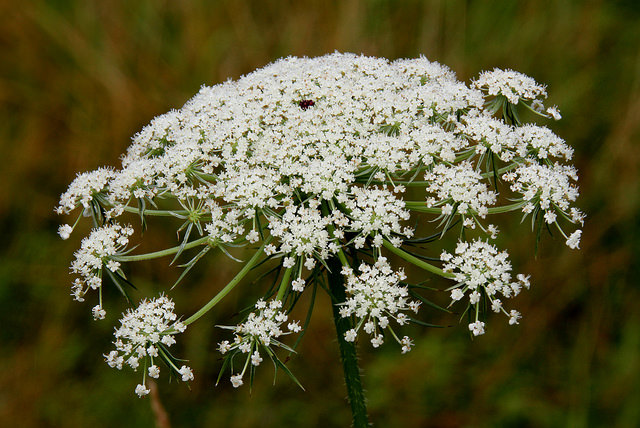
267;203;333;258
345;187;413;246
217;299;301;387
474;68;547;104
441;239;530;334
503;161;583;245
56;167;115;214
340;257;421;349
69;223;134;314
57;53;583;399
425;161;497;218
105;295;192;397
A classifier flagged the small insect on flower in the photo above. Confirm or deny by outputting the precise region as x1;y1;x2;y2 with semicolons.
298;99;315;110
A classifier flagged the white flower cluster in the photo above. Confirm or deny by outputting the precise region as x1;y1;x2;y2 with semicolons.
504;162;584;247
104;295;192;397
474;68;547;104
69;223;134;315
441;239;530;335
340;257;420;351
515;125;573;161
57;53;584;383
58;53;582;258
425;161;497;218
56;167;115;214
344;187;413;247
217;299;301;388
267;202;333;258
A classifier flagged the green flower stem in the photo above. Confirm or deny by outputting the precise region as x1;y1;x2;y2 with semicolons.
403;202;442;213
327;256;369;428
486;201;526;214
122;206;190;216
182;237;272;326
403;201;525;215
276;266;293;301
482;163;519;178
113;236;210;262
382;239;455;279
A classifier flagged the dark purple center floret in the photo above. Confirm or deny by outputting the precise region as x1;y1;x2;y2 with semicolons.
299;99;315;110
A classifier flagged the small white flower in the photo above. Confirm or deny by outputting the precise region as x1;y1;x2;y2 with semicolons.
508;310;522;325
566;230;582;249
450;289;464;301
161;335;176;346
469;290;481;304
288;321;301;333
344;329;357;342
546;106;562;120
58;224;73;240
246;230;259;243
371;335;384;348
148;365;160;379
304;258;316;270
218;340;231;354
469;321;486;336
291;278;305;292
251;351;263;366
178;365;194;382
135;384;150;397
92;305;106;320
401;336;413;354
230;374;243;388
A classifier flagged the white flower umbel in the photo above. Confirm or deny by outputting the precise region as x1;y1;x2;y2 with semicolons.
441;239;530;335
425;161;497;218
267;203;333;259
57;53;584;408
56;167;115;214
217;299;301;388
474;68;547;104
69;223;134;316
340;257;421;350
503;161;583;247
345;187;413;247
105;295;192;397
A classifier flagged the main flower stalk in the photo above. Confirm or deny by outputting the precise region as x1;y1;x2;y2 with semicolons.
328;256;369;428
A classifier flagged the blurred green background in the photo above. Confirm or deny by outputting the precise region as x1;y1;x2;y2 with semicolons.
1;0;639;427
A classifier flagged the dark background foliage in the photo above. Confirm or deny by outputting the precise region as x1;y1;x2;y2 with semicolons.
1;1;638;427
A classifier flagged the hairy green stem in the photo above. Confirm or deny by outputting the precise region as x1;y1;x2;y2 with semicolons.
327;256;369;428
